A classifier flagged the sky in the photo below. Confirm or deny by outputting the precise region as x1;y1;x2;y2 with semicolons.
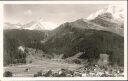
4;4;108;26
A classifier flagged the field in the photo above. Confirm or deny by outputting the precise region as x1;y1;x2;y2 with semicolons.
4;59;83;77
4;58;124;77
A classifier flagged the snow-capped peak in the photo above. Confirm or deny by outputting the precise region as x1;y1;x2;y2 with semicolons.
22;18;58;30
4;22;23;29
5;18;59;30
87;5;125;23
22;20;44;30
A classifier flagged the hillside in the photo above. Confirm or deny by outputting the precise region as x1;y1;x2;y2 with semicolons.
90;12;123;36
4;18;124;66
44;22;124;66
4;29;49;66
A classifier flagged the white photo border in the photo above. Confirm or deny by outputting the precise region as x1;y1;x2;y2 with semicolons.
0;1;127;80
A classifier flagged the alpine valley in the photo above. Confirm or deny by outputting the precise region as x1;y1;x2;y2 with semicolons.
4;5;125;77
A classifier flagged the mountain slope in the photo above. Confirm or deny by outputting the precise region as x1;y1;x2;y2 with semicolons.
87;5;124;23
44;22;124;66
4;29;49;66
4;17;124;66
86;5;124;36
90;12;124;36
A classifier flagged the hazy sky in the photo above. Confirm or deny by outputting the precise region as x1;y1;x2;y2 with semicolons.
4;4;108;25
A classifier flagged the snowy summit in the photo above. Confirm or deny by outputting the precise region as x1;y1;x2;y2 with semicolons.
87;5;125;23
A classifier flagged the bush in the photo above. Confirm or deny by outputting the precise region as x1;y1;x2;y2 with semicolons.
43;70;53;77
33;70;42;77
37;70;42;76
3;71;13;77
72;59;81;64
34;74;38;77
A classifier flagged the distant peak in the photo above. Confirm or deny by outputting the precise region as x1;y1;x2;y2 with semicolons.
74;18;87;23
5;17;59;30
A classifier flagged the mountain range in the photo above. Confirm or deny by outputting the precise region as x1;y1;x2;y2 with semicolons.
4;5;124;66
4;5;124;36
4;18;58;30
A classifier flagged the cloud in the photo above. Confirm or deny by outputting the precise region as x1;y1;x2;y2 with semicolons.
24;9;32;16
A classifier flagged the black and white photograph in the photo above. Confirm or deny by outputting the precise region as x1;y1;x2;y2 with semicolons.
2;1;127;79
